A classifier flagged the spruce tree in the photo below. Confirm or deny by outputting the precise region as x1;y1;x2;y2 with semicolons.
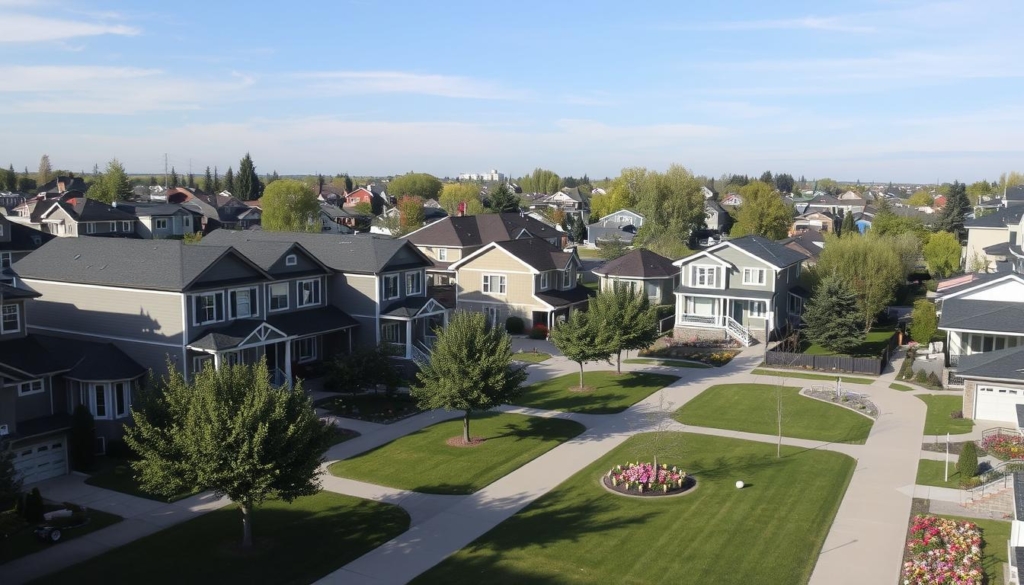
841;210;856;236
802;274;864;355
237;153;260;200
488;183;520;213
201;166;213;193
224;167;235;194
213;166;221;192
938;180;970;241
549;309;613;389
169;167;179;188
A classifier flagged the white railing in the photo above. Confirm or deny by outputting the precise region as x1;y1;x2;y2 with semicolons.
270;367;287;388
725;316;753;346
677;314;719;326
411;341;430;364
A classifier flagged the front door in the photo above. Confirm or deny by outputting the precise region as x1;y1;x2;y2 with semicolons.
732;300;744;324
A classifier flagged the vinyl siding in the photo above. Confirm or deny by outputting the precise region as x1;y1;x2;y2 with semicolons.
457;248;539;309
0;388;16;433
191;254;264;288
330;274;377;318
714;247;777;293
13;377;51;421
416;245;463;263
268;248;322;276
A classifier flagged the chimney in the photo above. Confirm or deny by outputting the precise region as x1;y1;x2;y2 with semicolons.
57;178;66;193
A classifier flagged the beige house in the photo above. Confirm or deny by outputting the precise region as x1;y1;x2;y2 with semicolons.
963;207;1023;272
449;238;591;330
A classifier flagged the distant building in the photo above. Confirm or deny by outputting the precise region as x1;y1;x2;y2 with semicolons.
458;169;505;182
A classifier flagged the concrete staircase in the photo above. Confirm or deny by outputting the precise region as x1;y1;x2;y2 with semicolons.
963;485;1014;518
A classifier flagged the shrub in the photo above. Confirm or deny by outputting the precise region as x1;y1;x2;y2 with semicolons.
505;316;525;335
909;300;938;346
914;369;929;384
104;438;135;461
70;404;96;472
950;410;964;419
23;487;44;523
957;442;978;478
927;372;941;387
528;324;548;340
325;345;402;393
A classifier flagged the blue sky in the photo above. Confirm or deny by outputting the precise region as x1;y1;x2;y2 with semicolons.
1;0;1022;183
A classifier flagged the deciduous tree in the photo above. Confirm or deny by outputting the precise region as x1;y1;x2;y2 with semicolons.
89;158;132;204
731;181;792;240
412;311;528;443
517;168;561;194
816;233;912;332
590;286;658;373
907;190;934;207
598;236;629;261
387;172;443;200
125;360;333;548
909;300;938;345
802;273;864;354
37;154;52;184
923;231;962;278
549;309;613;389
398;195;426;234
260;179;321;232
439;183;484;216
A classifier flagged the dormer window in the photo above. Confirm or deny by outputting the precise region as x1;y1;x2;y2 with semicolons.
285;254;297;267
1;303;20;333
562;269;571;288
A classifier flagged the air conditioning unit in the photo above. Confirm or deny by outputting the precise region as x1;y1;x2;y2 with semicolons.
0;425;8;436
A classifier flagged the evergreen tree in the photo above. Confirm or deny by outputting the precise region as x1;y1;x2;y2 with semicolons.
149;175;157;186
201;166;213;193
937;180;970;240
169;167;179;188
841;210;856;236
125;360;333;547
589;286;659;373
759;170;773;184
237;153;261;200
412;311;528;443
88;158;132;204
0;440;22;509
802;273;864;354
3;164;15;191
488;183;521;213
224;167;235;195
549;309;613;389
213;166;221;192
187;172;195;189
38;154;52;184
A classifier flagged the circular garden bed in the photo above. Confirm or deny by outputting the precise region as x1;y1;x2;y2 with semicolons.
601;462;697;498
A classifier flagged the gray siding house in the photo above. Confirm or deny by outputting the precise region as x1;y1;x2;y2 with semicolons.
592;249;677;305
673;235;808;345
585;209;644;246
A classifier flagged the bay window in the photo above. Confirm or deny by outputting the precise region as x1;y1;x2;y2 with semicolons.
84;382;132;420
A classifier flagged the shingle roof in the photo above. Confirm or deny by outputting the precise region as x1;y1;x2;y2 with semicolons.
593;249;676;279
381;296;435;318
536;285;594;307
117;202;196;218
187;306;359;351
492;238;577;272
779;230;825;260
0;221;53;253
965;206;1024;228
0;282;41;300
940;298;1024;333
199;229;428;274
934;272;1014;298
404;213;560;247
725;235;807;268
1007;185;1024;202
48;195;136;222
983;241;1012;255
34;335;147;381
957;345;1024;382
13;237;242;291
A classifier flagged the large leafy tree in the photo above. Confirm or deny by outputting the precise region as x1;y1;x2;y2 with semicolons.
387;172;443;200
397;195;426;233
802;273;864;354
125;360;333;547
261;179;321;232
549;309;613;389
488;183;521;213
923;231;962;278
412;311;528;443
89;158;132;204
438;183;484;216
631;165;706;256
517;168;561;194
237;153;261;200
937;180;970;240
590;286;658;373
731;181;792;239
910;299;938;346
38;154;52;184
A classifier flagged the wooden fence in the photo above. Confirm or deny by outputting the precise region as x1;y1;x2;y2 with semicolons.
765;333;898;376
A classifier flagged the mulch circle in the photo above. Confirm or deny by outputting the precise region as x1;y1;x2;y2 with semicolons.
600;474;698;498
568;385;596;393
446;436;486;448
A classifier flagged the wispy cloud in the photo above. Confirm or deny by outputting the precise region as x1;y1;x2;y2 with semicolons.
293;71;526;100
0;13;140;42
677;16;875;34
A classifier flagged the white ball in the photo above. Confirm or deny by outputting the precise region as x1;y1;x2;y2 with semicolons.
735;480;745;489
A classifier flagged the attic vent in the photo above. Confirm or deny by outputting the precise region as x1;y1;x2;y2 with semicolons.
73;254;81;260
285;254;297;266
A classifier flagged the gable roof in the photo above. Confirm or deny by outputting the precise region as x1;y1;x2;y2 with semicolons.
493;238;578;272
779;230;825;260
0;221;53;252
593;249;676;279
965;206;1024;229
199;229;430;274
117;202;197;218
404;213;560;247
957;345;1024;382
1007;185;1024;202
210;239;330;274
935;272;1024;300
42;194;136;222
939;298;1024;333
13;237;268;291
717;235;807;269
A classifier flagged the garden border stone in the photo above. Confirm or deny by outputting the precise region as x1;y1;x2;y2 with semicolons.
598;474;699;499
799;387;879;420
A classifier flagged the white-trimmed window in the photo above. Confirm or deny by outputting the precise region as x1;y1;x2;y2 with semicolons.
540;272;549;290
437;248;447;261
85;222;96;234
295;337;317;363
691;265;718;288
562;269;572;288
1;252;12;268
285;254;297;267
92;384;108;419
485;306;500;328
381;322;402;343
268;282;289;311
1;303;20;334
192;355;213;373
113;381;130;418
120;221;132;232
482;274;507;295
18;379;43;397
297;279;322;307
192;292;225;325
405;271;423;296
86;382;132;420
750;301;766;318
383;274;400;300
184;216;191;228
224;351;240;367
107;222;116;232
229;287;258;319
742;268;766;285
155;218;168;230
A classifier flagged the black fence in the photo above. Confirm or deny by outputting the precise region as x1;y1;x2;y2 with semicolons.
765;333;899;376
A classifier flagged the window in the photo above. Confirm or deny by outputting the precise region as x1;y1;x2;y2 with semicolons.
86;383;131;420
383;274;400;300
562;269;572;288
0;252;11;268
268;283;289;311
120;221;132;232
405;271;423;296
295;337;317;363
485;306;500;328
229;287;258;319
285;254;297;267
482;274;506;294
154;218;168;230
223;351;240;366
381;322;402;343
85;222;96;234
192;292;224;325
691;266;717;288
93;384;107;419
193;355;213;373
645;281;659;299
18;379;43;396
113;382;130;418
742;268;766;285
1;303;20;334
297;279;322;307
437;248;447;261
750;301;766;318
540;272;549;290
108;222;116;232
184;216;191;227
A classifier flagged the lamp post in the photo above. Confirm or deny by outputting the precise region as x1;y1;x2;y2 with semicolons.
944;432;950;482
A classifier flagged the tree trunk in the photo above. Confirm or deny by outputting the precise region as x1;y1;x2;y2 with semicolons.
616;350;622;374
240;502;253;548
579;362;585;389
463;411;471;443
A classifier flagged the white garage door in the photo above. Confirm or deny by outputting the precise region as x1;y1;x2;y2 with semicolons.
975;385;1024;422
13;439;68;484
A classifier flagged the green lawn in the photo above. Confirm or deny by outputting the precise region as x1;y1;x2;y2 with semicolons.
1;509;123;564
890;383;915;392
623;358;712;369
85;458;199;502
937;515;1010;585
917;395;974;435
801;325;895;357
751;368;873;385
916;459;963;488
413;433;856;585
316;393;423;423
34;492;409;584
329;412;585;494
514;371;680;414
576;247;603;259
512;352;551;363
674;384;874;444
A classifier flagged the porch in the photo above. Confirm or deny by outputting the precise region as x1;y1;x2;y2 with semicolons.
380;297;450;363
675;292;774;346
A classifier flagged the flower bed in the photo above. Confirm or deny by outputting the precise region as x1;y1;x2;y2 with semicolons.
901;515;983;585
603;462;695;497
980;433;1024;461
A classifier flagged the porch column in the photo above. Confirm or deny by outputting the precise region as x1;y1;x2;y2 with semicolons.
284;340;292;390
405;320;413;359
213;352;222;370
347;328;353;355
443;310;449;327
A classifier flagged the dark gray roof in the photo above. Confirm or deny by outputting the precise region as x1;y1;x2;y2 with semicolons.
188;306;359;351
0;335;77;378
381;296;434;318
199;229;428;274
0;282;41;300
1007;185;1024;202
0;221;54;253
674;285;774;300
939;298;1024;333
724;235;807;268
704;199;726;214
117;202;197;218
965;206;1024;228
13;237;250;291
957;345;1024;382
593;249;676;279
1017;404;1024;429
10;414;72;442
779;230;825;260
34;335;147;381
48;195;136;222
983;241;1012;256
536;285;594;307
405;213;560;247
493;238;577;272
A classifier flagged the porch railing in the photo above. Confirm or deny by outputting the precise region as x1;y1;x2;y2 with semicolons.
962;460;1024;502
725;316;753;347
946;370;964;388
677;314;719;327
270;367;287;388
411;341;430;364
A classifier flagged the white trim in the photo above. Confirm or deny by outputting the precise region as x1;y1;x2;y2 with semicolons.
939;326;1024;337
742;268;767;285
20;279;184;296
17;379;44;397
1;303;21;334
935;274;1024;301
690;264;722;289
482;274;507;295
267;282;290;312
154;218;169;230
672;249;731;268
457;268;535;275
382;274;400;300
448;242;541;274
437;248;447;262
405;270;424;296
540;271;549;290
27;325;182;347
708;240;796;270
228;286;260;319
296;278;322;308
285;254;298;267
191;291;225;326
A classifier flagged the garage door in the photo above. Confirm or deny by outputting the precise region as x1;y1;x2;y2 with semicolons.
13;439;68;484
975;385;1024;422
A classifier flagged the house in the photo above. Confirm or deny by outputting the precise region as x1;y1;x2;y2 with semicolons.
1;282;146;480
36;176;87;197
528;187;590;221
701;185;716;199
779;230;825;267
704;199;727;233
30;192;138;238
592;249;677;305
343;185;390;215
720;193;743;207
673;235;809;345
168;188;260;232
0;192;27;214
1005;185;1024;208
404;213;563;286
117;203;201;239
963;206;1024;273
789;210;838;235
318;203;357;233
955;346;1024;423
804;194;867;216
0;214;53;284
370;199;448;236
585;209;644;246
449;237;591;329
838;190;862;200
